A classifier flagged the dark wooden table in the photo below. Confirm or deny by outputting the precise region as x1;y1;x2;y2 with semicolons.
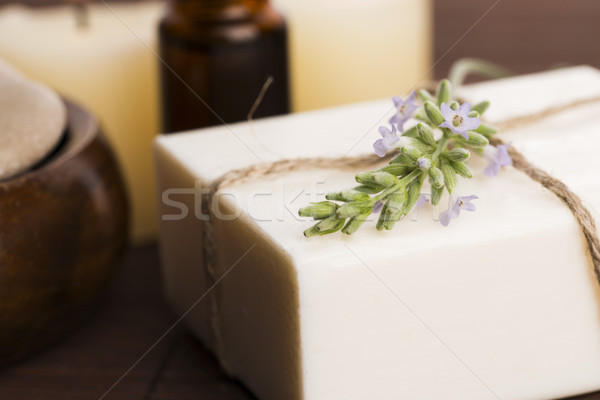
0;244;598;400
0;244;255;400
2;0;600;399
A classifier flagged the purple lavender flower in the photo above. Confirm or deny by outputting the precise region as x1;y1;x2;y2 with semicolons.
439;194;478;226
373;124;400;157
372;200;384;213
417;157;431;170
438;102;481;139
389;91;418;131
483;143;513;177
416;194;429;207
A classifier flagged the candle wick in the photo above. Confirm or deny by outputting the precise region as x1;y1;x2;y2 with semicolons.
247;76;274;123
247;76;286;159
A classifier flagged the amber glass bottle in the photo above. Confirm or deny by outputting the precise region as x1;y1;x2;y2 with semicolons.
159;0;290;133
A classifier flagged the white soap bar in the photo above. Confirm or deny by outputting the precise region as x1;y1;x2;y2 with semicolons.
154;66;600;400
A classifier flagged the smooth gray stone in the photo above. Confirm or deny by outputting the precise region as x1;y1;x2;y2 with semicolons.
0;78;66;180
0;59;23;80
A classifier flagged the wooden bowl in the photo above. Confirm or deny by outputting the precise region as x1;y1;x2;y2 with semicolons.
0;99;129;365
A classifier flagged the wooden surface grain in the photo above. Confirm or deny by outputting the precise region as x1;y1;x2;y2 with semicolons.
1;244;599;400
433;0;600;79
0;245;256;400
2;0;600;399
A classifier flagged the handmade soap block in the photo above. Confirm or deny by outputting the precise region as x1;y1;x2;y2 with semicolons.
154;66;600;400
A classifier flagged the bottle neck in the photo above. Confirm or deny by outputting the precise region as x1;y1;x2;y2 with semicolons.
242;0;269;13
167;0;251;22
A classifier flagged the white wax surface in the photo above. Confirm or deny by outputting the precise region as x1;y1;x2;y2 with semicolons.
271;0;433;111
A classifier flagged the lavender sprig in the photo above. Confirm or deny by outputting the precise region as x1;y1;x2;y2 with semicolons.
299;79;512;236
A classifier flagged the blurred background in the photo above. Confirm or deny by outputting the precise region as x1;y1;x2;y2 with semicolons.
1;0;598;244
1;0;600;399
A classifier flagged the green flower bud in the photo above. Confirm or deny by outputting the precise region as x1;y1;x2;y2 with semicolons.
463;131;489;147
401;179;423;216
428;166;445;189
410;139;435;154
468;110;480;119
324;192;343;201
441;161;457;193
342;212;370;235
385;191;406;214
316;215;343;232
372;171;399;187
379;164;409;176
344;190;370;201
416;123;436;146
315;215;339;231
303;223;321;237
471;100;490;114
417;156;432;171
436;79;451;106
402;146;422;161
355;171;375;185
446;148;470;162
390;153;416;166
450;161;473;178
326;190;370;202
424;101;445;126
402;125;419;138
376;193;405;231
304;216;346;236
354;184;385;194
474;123;498;137
414;108;430;124
337;201;372;219
449;101;459;111
298;201;338;219
418;89;435;103
431;185;443;206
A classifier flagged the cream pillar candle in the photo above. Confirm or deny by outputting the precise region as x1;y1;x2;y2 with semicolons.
272;0;432;111
0;2;164;242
